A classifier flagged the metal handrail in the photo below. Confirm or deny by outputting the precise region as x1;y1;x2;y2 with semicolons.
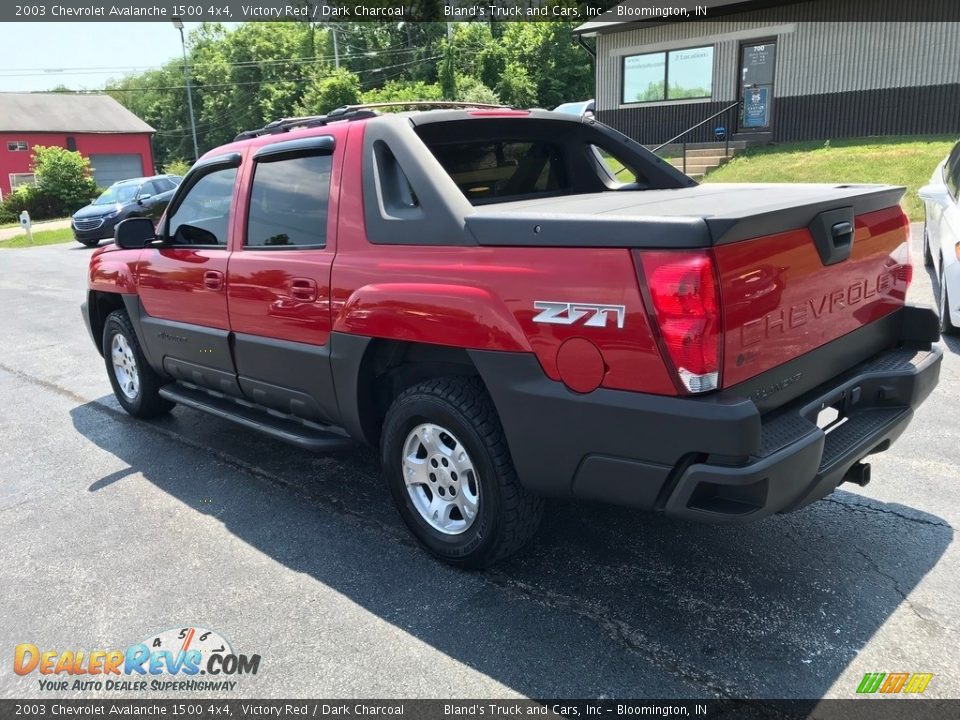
652;100;742;153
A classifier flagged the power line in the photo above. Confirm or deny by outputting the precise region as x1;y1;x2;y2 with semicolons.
98;55;441;93
0;47;423;79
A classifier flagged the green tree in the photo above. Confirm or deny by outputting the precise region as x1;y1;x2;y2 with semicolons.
455;75;501;105
360;80;443;108
496;63;537;108
438;40;457;100
297;68;362;114
32;145;98;214
501;22;593;109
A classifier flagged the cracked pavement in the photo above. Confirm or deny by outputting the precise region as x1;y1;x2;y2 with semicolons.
0;224;958;700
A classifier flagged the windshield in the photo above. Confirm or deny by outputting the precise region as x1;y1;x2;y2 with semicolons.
553;101;589;116
93;184;138;205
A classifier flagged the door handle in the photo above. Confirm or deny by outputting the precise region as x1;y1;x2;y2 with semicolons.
203;270;224;291
289;277;318;302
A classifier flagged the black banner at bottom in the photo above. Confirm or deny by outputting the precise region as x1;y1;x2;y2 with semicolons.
2;700;959;720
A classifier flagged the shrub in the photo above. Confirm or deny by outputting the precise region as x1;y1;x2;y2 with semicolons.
455;75;501;106
31;145;99;216
360;80;443;109
162;159;192;177
1;184;61;223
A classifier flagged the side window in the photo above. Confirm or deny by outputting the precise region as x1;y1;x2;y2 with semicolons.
947;143;960;201
589;145;638;184
167;167;238;247
156;178;175;193
139;180;158;197
245;154;332;248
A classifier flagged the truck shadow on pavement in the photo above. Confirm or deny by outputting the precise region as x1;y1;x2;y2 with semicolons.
71;399;952;699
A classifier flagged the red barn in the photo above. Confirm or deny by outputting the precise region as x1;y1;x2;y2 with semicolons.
0;93;155;200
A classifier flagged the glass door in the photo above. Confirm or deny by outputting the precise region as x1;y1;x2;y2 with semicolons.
739;42;776;131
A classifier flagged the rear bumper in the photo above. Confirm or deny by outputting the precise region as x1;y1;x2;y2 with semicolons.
471;305;942;524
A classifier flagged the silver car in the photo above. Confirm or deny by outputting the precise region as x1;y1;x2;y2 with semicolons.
919;140;960;335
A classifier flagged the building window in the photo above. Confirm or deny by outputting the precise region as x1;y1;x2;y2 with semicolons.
7;140;28;152
9;173;36;189
622;46;714;104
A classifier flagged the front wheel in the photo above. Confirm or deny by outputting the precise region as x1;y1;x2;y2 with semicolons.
102;310;175;418
922;224;934;268
381;377;543;568
940;263;958;336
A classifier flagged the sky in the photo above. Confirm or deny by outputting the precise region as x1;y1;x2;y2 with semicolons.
0;23;238;93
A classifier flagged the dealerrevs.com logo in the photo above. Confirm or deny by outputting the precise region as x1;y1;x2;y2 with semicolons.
14;626;260;692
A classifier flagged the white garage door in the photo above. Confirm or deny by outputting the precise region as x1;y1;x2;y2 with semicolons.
89;154;144;188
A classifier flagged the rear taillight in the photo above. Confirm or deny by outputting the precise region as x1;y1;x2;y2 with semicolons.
635;250;722;394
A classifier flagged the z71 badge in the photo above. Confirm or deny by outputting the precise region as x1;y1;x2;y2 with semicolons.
532;301;626;329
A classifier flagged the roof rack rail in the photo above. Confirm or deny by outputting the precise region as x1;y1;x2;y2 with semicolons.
232;108;378;141
233;101;515;141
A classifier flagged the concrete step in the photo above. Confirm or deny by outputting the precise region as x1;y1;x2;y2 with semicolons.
685;148;737;159
669;158;732;174
649;140;748;154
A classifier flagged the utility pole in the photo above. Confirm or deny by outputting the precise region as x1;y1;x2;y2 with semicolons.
332;25;340;69
172;17;200;162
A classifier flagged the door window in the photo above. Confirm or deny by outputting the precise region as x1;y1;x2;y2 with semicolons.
167;167;238;246
245;154;332;248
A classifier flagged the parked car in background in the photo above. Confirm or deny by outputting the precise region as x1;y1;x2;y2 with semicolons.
72;174;182;247
919;140;960;334
553;99;595;118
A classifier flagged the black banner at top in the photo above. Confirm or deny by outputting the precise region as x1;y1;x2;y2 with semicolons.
2;0;959;23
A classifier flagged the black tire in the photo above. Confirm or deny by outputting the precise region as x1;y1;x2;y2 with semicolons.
77;238;100;248
102;310;175;418
939;261;959;336
381;376;543;569
922;223;934;268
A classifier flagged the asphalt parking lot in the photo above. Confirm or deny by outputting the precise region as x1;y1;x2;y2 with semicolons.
0;224;958;700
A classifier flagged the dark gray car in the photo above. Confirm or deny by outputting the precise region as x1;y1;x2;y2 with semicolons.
72;174;182;247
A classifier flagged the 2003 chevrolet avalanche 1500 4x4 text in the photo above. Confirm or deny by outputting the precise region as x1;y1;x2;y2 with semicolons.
82;103;942;568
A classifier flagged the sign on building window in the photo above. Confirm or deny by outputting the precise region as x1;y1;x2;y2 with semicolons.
622;46;714;104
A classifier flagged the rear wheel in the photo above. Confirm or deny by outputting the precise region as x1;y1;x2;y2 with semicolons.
102;310;174;418
381;376;543;568
939;262;959;335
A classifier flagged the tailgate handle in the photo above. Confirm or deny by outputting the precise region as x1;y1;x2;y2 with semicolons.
831;221;853;246
808;207;855;266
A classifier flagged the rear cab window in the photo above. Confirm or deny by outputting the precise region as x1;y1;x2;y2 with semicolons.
413;117;656;206
427;140;567;202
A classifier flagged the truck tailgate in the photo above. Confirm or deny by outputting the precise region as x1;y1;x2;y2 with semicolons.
714;202;911;393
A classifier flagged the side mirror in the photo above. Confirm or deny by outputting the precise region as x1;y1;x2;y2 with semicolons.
115;217;157;249
137;194;152;204
919;183;950;204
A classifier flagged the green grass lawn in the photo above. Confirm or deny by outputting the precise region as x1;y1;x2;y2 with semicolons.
703;136;955;221
0;227;76;248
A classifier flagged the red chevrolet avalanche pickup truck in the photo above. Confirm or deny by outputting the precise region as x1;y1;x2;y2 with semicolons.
82;104;942;567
